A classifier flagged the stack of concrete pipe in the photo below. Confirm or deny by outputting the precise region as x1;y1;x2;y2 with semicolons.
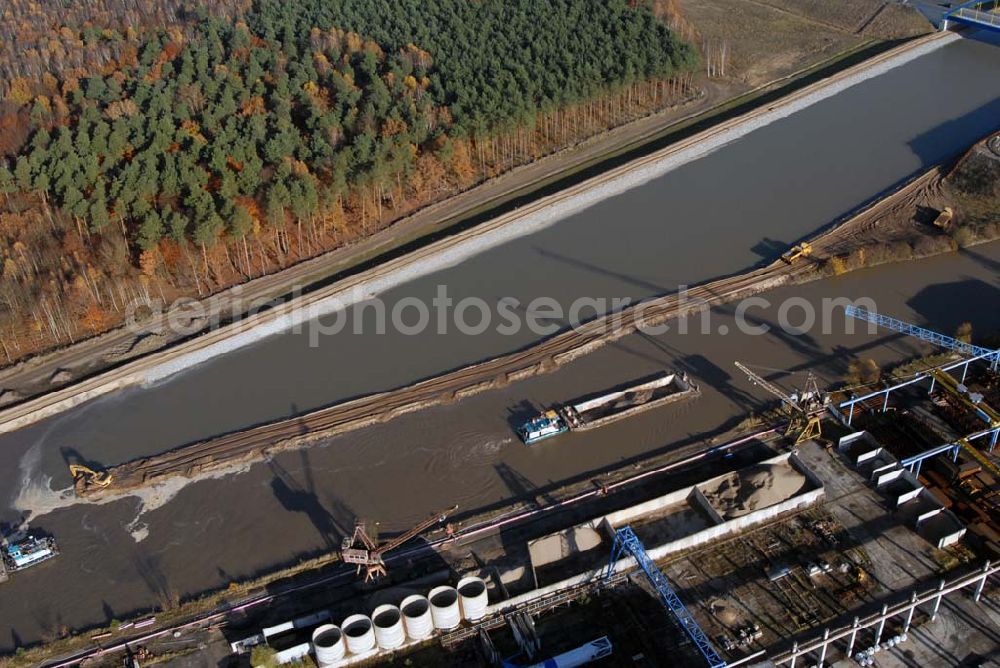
400;594;434;639
312;578;490;664
341;614;377;655
428;585;462;630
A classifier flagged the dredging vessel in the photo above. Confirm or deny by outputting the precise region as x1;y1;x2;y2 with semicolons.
517;371;700;445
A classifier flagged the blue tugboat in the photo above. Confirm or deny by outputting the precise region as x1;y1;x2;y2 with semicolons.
517;410;569;445
3;534;59;574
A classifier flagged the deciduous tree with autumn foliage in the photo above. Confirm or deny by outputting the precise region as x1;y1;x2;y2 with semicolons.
0;0;697;364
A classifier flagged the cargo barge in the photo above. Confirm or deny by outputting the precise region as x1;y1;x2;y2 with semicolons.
517;371;699;445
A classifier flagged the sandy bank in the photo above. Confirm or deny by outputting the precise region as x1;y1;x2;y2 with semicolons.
0;30;958;438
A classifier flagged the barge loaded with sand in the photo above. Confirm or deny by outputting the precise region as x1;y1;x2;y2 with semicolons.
517;371;699;445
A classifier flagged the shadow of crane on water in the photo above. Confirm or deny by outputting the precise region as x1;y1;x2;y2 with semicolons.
268;449;355;551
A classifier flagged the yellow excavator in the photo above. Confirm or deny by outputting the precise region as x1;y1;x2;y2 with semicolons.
69;464;113;493
781;242;813;264
932;206;954;230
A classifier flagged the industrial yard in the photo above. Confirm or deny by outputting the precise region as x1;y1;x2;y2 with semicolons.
31;255;996;668
37;295;1000;668
102;380;1000;668
6;220;1000;668
202;351;1000;668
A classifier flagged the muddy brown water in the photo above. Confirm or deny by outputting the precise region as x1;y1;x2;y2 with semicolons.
1;243;995;651
0;34;999;649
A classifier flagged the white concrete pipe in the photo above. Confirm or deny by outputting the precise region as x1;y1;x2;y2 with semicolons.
311;624;345;666
457;576;489;621
341;614;376;655
428;586;462;630
372;604;406;649
400;594;434;640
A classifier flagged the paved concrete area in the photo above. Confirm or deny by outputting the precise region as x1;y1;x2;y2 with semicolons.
796;442;947;591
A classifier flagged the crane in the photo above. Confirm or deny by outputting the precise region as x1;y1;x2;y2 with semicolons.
341;505;457;581
843;305;999;422
606;527;725;668
735;361;824;444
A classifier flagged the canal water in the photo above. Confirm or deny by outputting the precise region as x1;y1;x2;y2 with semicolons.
4;34;1000;489
0;32;999;647
2;240;996;650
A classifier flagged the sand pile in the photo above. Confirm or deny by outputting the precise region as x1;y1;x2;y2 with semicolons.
0;390;23;408
565;526;603;552
709;599;741;626
701;462;808;519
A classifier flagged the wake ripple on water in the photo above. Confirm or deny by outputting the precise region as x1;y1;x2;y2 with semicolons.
11;409;515;542
417;428;513;506
444;432;513;466
12;443;254;544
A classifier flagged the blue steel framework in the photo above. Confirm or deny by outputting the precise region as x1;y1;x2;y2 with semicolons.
944;0;1000;31
838;307;1000;454
605;526;727;668
901;442;962;475
899;426;1000;475
844;306;1000;370
837;351;996;425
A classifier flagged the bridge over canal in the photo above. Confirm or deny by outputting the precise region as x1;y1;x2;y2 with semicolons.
945;1;1000;32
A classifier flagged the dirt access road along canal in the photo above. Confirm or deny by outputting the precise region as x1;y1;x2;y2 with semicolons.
1;31;1000;644
1;32;999;484
2;243;998;651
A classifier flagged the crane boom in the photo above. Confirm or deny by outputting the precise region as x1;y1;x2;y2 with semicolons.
341;505;457;581
377;505;458;555
843;306;1000;473
606;527;726;668
734;362;802;414
734;362;824;444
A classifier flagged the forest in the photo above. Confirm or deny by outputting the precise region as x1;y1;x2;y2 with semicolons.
0;0;696;364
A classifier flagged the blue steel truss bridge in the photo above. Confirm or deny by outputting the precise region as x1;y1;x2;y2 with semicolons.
944;1;1000;31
